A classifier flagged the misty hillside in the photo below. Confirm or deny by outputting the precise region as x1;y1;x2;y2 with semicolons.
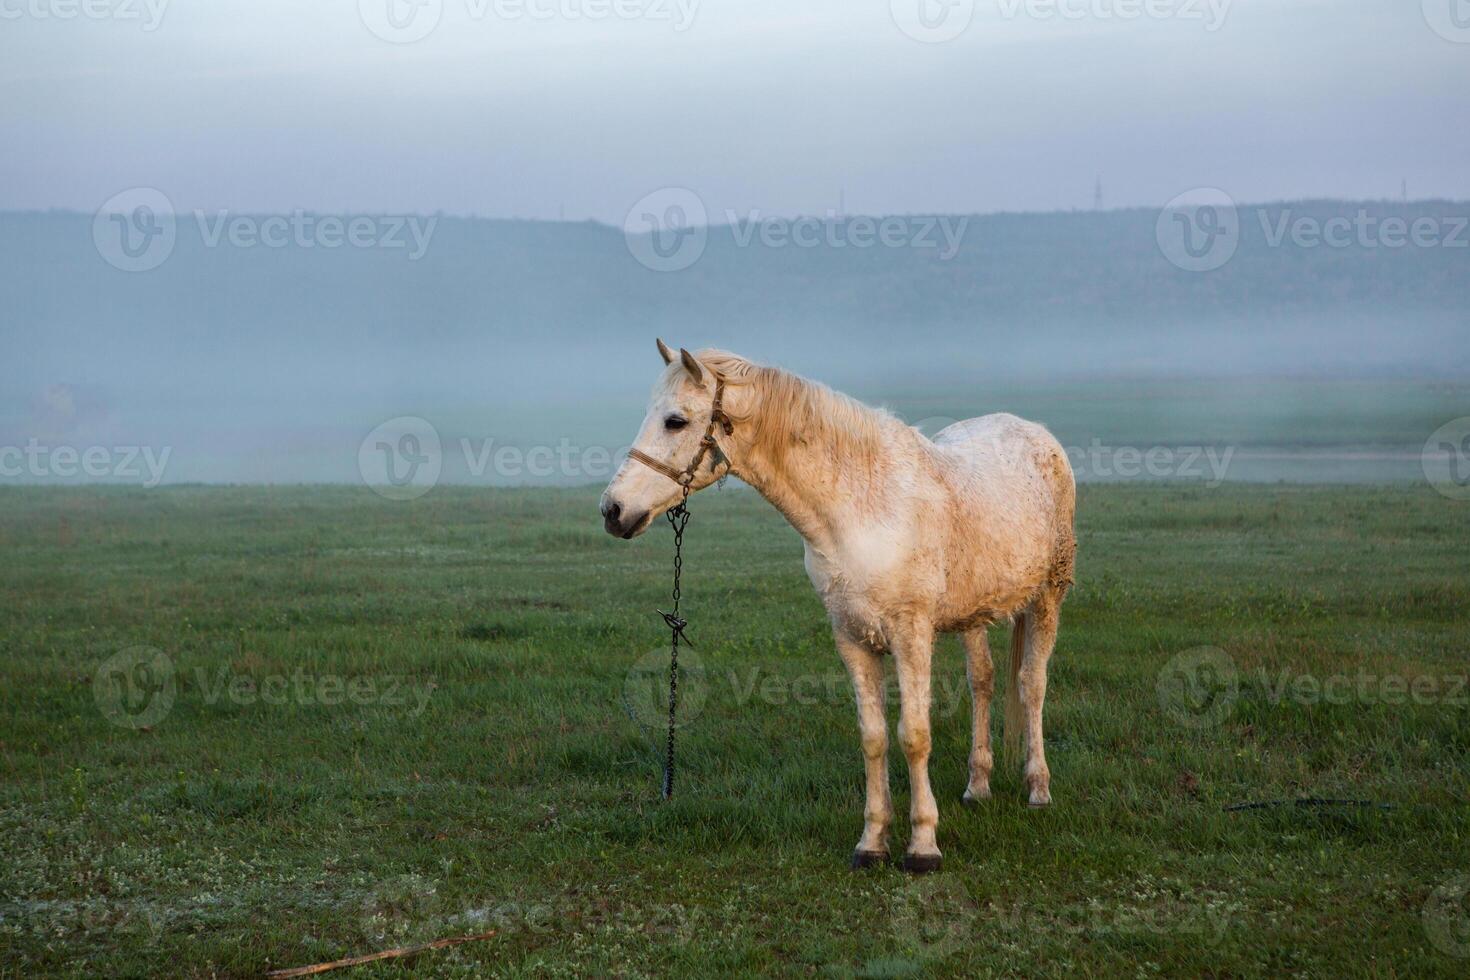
1;202;1466;484
4;201;1467;391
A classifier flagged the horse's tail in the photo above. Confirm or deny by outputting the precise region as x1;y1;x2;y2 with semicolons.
1004;612;1026;761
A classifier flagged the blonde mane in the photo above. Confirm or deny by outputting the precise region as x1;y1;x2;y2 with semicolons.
690;349;912;471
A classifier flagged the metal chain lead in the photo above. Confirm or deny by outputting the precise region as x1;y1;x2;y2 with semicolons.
633;374;728;800
661;483;692;800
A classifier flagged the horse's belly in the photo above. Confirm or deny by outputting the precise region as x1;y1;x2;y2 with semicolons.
933;573;1041;631
932;521;1056;626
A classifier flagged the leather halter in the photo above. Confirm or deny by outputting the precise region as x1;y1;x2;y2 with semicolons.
627;374;735;487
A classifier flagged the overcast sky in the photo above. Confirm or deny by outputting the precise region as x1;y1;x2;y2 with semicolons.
2;0;1468;221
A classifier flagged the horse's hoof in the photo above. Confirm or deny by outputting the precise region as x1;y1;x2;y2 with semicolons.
901;853;942;874
962;788;990;807
851;850;889;870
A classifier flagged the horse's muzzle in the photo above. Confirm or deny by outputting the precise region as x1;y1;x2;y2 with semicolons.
600;499;649;539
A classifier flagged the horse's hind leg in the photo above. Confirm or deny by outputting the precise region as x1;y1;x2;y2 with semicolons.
961;628;994;804
1016;591;1062;807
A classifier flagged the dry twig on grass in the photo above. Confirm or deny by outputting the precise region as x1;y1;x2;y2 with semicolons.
263;930;499;978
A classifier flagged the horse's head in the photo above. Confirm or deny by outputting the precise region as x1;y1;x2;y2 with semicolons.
600;340;731;539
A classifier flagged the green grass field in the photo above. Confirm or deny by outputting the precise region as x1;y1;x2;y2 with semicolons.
1;484;1468;977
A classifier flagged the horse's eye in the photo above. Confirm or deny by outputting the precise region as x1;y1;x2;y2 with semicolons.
664;416;689;432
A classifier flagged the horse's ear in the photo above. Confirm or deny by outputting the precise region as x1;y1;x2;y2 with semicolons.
656;338;675;365
679;348;706;386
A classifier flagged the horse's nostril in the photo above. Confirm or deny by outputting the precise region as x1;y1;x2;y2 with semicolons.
604;501;622;523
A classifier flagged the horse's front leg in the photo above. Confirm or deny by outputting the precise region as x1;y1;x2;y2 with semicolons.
892;617;941;873
835;632;891;868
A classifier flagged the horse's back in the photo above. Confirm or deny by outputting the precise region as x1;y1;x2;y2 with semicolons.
929;412;1076;589
931;413;1073;494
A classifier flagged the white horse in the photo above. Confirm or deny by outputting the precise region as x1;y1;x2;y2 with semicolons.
601;342;1076;872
